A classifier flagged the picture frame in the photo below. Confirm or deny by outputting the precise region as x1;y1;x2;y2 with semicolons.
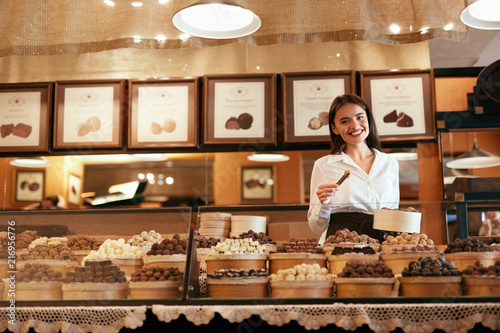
0;82;53;153
281;71;356;143
53;80;126;150
359;69;436;142
127;78;199;149
240;166;274;203
203;74;276;146
67;173;82;206
14;169;45;203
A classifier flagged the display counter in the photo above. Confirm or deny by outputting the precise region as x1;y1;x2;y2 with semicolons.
1;204;499;333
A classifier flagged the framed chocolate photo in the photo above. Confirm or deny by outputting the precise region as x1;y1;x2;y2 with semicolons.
127;78;199;149
14;169;45;203
203;74;276;146
0;82;53;153
53;80;125;150
67;173;82;206
240;166;274;203
359;69;436;142
281;71;356;143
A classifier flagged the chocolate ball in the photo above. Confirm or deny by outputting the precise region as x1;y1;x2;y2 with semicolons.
237;113;253;130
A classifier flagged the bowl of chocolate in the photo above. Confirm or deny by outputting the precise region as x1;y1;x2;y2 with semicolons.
335;261;396;298
398;256;461;297
461;260;500;296
443;238;499;271
207;268;269;298
129;266;184;299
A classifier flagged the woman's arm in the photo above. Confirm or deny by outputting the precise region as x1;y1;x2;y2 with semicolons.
307;161;334;237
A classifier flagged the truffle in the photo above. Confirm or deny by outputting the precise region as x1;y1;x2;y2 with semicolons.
86;116;102;132
225;117;240;130
383;110;398;123
150;122;162;135
162;119;176;133
237;113;253;130
12;123;32;138
318;112;329;126
397;112;414;127
0;123;14;138
308;117;322;130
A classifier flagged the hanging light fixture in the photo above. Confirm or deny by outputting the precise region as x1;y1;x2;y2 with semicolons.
445;136;500;169
9;157;52;168
247;152;290;163
460;0;500;30
172;0;261;39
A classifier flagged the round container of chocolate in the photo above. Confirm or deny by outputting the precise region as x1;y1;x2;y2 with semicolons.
444;252;500;271
16;282;63;301
0;259;8;279
111;258;143;277
143;254;191;273
207;276;268;298
373;208;421;234
62;282;128;300
323;243;380;256
335;277;395;298
328;254;380;275
205;254;267;274
129;280;182;299
268;253;327;274
398;276;462;297
380;244;436;253
462;276;500;296
270;280;333;298
380;251;442;275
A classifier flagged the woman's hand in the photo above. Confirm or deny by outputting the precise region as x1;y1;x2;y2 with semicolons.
316;184;339;204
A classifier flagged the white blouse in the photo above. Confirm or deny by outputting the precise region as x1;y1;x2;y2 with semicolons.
307;149;400;243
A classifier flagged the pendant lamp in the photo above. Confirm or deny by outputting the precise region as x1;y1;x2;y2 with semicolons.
172;0;261;39
460;0;500;30
247;152;290;162
445;136;500;169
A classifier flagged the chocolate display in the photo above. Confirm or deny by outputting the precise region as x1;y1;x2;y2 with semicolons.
401;256;460;277
18;244;77;261
444;238;493;253
146;234;187;255
207;268;268;279
15;230;39;249
127;230;162;247
18;263;64;282
270;263;333;281
461;260;500;276
331;246;376;255
131;266;183;282
63;260;127;283
325;229;379;245
67;235;103;251
195;235;221;248
337;261;393;278
233;230;276;245
382;232;434;246
276;238;323;254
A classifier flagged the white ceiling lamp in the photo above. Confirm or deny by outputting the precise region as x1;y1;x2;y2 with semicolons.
172;0;261;39
129;153;168;161
387;148;418;161
9;157;52;168
445;136;500;169
460;0;500;30
247;152;290;163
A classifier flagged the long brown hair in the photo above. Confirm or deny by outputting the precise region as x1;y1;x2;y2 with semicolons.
328;94;381;154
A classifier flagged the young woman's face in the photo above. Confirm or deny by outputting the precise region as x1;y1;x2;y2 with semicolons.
331;103;369;145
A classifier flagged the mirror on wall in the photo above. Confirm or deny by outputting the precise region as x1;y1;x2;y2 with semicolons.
0;148;420;210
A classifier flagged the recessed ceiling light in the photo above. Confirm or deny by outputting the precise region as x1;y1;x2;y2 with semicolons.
9;157;52;168
104;0;115;6
132;2;143;7
247;152;290;162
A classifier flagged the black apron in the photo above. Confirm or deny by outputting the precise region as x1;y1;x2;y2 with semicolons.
326;212;385;243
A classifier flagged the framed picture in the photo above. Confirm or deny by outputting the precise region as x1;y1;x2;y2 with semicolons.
240;166;274;203
359;69;436;142
281;71;356;143
53;80;125;150
0;82;53;153
127;78;199;149
203;74;276;146
14;169;45;203
67;174;82;206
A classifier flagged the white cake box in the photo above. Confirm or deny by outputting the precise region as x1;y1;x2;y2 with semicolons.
373;209;421;233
